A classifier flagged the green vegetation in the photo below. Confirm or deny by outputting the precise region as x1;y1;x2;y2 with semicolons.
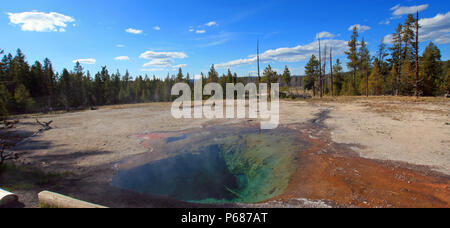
0;13;448;118
306;14;449;97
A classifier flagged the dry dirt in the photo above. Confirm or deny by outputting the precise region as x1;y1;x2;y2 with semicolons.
2;97;450;208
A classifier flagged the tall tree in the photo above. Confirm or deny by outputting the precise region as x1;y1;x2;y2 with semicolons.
304;55;320;96
176;68;184;82
345;27;360;95
388;24;403;96
359;38;371;97
368;59;383;95
414;11;421;98
330;47;333;96
14;83;34;113
208;64;219;83
318;38;323;97
420;42;442;96
332;59;344;95
282;66;291;87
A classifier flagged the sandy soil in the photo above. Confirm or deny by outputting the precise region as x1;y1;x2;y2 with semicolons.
323;98;450;175
3;97;450;207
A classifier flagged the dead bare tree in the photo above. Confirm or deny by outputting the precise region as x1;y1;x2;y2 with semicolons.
0;122;19;166
414;10;422;98
330;47;333;97
323;44;328;96
0;140;18;166
257;39;261;83
318;38;322;98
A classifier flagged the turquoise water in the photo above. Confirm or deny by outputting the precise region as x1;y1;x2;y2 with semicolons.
111;124;307;204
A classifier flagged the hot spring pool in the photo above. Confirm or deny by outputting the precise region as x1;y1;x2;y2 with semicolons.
111;124;308;204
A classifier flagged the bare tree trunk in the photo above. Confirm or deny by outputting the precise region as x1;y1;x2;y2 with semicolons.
323;45;327;96
415;10;420;98
257;39;261;83
366;69;369;97
318;38;323;98
330;47;333;97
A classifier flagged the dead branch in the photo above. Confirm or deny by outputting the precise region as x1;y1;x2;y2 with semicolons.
0;127;19;166
36;118;53;131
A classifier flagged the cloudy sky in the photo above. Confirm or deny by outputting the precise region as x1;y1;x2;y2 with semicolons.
1;0;449;78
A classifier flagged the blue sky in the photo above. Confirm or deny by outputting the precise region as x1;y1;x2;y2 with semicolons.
1;0;449;78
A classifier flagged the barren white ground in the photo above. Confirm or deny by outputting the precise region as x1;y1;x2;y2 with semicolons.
14;99;450;177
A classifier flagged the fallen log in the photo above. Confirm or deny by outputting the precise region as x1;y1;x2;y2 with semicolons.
0;188;18;206
38;191;107;208
36;119;53;131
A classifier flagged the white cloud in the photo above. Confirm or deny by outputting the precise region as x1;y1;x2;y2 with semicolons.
143;58;173;67
383;12;450;45
172;64;187;69
348;24;371;32
419;12;450;44
383;34;394;44
316;31;335;39
153;26;161;31
215;39;348;69
141;68;167;72
205;21;217;27
196;30;206;34
139;51;188;59
141;64;187;72
114;56;130;61
140;50;188;71
379;20;390;25
73;58;96;64
391;4;429;16
126;28;143;34
189;28;195;32
8;11;75;32
116;44;125;48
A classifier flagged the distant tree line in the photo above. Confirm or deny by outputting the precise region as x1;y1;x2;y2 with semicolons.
1;13;449;118
0;50;264;118
304;13;450;97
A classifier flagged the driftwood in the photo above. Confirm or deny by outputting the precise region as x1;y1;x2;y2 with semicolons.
0;141;18;165
38;191;107;208
0;120;19;165
1;120;19;130
36;119;53;131
0;188;18;206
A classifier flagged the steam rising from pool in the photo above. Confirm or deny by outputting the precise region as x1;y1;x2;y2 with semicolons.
111;124;308;204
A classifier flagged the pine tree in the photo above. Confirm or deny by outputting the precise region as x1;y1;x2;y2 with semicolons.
359;38;371;96
332;59;344;95
14;83;34;113
208;65;219;83
0;84;11;119
398;14;417;95
226;69;233;83
345;27;360;94
43;58;55;108
60;69;71;109
389;24;403;96
233;73;238;84
368;59;383;95
440;61;450;95
421;42;442;96
176;68;184;82
282;66;291;87
304;55;320;96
